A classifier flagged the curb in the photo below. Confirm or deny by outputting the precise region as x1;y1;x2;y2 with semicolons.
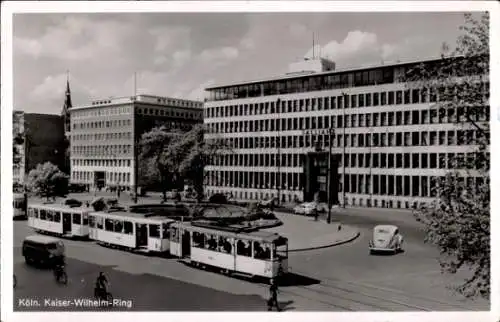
288;229;361;252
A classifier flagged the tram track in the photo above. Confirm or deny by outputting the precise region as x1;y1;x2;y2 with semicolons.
286;269;471;311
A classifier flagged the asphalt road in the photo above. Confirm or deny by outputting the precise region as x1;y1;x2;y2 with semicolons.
284;208;489;311
12;204;490;311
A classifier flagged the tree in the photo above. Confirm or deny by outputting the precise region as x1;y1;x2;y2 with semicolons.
26;162;69;201
405;13;489;299
140;126;183;200
176;124;231;202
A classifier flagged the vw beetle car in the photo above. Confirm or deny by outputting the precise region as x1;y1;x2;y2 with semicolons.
293;202;318;216
369;225;403;254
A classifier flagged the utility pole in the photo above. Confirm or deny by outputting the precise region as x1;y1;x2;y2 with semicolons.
133;72;138;204
327;127;335;224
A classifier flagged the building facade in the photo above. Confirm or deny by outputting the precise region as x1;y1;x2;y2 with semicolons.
203;57;488;209
13;111;66;185
69;95;203;192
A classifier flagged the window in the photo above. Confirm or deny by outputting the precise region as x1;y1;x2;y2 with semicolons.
236;239;252;257
162;224;169;239
73;213;81;225
105;219;114;231
40;209;47;220
97;217;104;229
149;224;160;238
193;232;205;248
114;220;123;233
82;214;88;225
89;216;96;228
124;221;133;234
54;212;61;223
170;227;180;242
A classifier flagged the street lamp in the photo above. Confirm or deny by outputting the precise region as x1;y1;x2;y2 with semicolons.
341;92;348;208
276;98;281;205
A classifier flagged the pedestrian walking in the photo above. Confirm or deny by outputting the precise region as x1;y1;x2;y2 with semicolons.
267;279;281;311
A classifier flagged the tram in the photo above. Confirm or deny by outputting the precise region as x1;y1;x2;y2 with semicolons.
88;211;175;254
13;193;28;219
170;222;289;281
27;203;91;238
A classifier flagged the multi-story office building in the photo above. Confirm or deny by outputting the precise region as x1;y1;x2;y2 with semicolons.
203;57;488;209
13;111;66;185
69;95;203;192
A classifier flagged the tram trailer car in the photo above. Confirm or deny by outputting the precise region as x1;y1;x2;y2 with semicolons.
13;193;28;219
88;211;175;254
27;203;91;239
170;222;289;281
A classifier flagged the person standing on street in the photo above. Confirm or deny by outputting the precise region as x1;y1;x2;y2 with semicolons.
267;279;281;311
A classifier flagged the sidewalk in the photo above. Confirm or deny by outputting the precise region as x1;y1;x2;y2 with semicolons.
263;212;360;252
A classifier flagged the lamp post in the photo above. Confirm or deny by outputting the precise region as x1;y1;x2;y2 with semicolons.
341;92;348;208
276;98;281;205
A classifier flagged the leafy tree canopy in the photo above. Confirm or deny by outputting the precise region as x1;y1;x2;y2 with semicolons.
408;12;489;299
26;162;69;201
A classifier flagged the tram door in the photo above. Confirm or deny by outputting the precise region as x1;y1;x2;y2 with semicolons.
181;230;191;258
136;224;148;247
62;212;72;234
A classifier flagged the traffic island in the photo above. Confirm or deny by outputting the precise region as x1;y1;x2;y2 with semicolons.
262;212;360;252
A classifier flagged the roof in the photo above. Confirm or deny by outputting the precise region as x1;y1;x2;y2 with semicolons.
91;211;175;223
374;225;398;232
174;222;285;243
28;203;91;213
24;235;61;244
205;56;448;90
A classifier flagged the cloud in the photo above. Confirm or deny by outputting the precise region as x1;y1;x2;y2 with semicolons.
186;79;216;101
199;46;239;63
303;30;431;68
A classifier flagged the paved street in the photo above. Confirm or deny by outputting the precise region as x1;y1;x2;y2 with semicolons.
13;202;489;311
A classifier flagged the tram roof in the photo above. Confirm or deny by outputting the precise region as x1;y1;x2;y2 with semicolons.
28;203;91;212
174;222;287;243
91;211;175;223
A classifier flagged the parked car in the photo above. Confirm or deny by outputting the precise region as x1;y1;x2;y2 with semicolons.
293;202;318;216
369;225;404;254
63;198;83;207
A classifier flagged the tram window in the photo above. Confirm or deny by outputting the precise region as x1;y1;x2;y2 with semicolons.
73;213;82;225
170;227;180;242
205;234;217;250
83;215;89;226
40;209;47;220
54;212;61;223
105;219;114;231
253;241;266;259
46;211;54;222
34;208;39;218
96;217;104;229
149;224;160;238
162;224;169;239
114;220;123;233
124;221;133;234
236;239;251;257
89;216;96;228
192;232;205;248
220;237;233;254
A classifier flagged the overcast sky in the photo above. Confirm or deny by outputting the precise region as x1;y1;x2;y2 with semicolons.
13;11;473;115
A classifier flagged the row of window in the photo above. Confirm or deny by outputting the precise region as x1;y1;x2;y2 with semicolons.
72;159;132;168
27;208;88;225
72;119;132;130
206;172;484;199
88;216;169;239
73;132;133;141
206;81;488;117
209;152;483;170
137;107;202;120
72;145;133;156
72;106;132;119
207;106;488;134
190;231;277;260
209;129;481;151
72;171;131;183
